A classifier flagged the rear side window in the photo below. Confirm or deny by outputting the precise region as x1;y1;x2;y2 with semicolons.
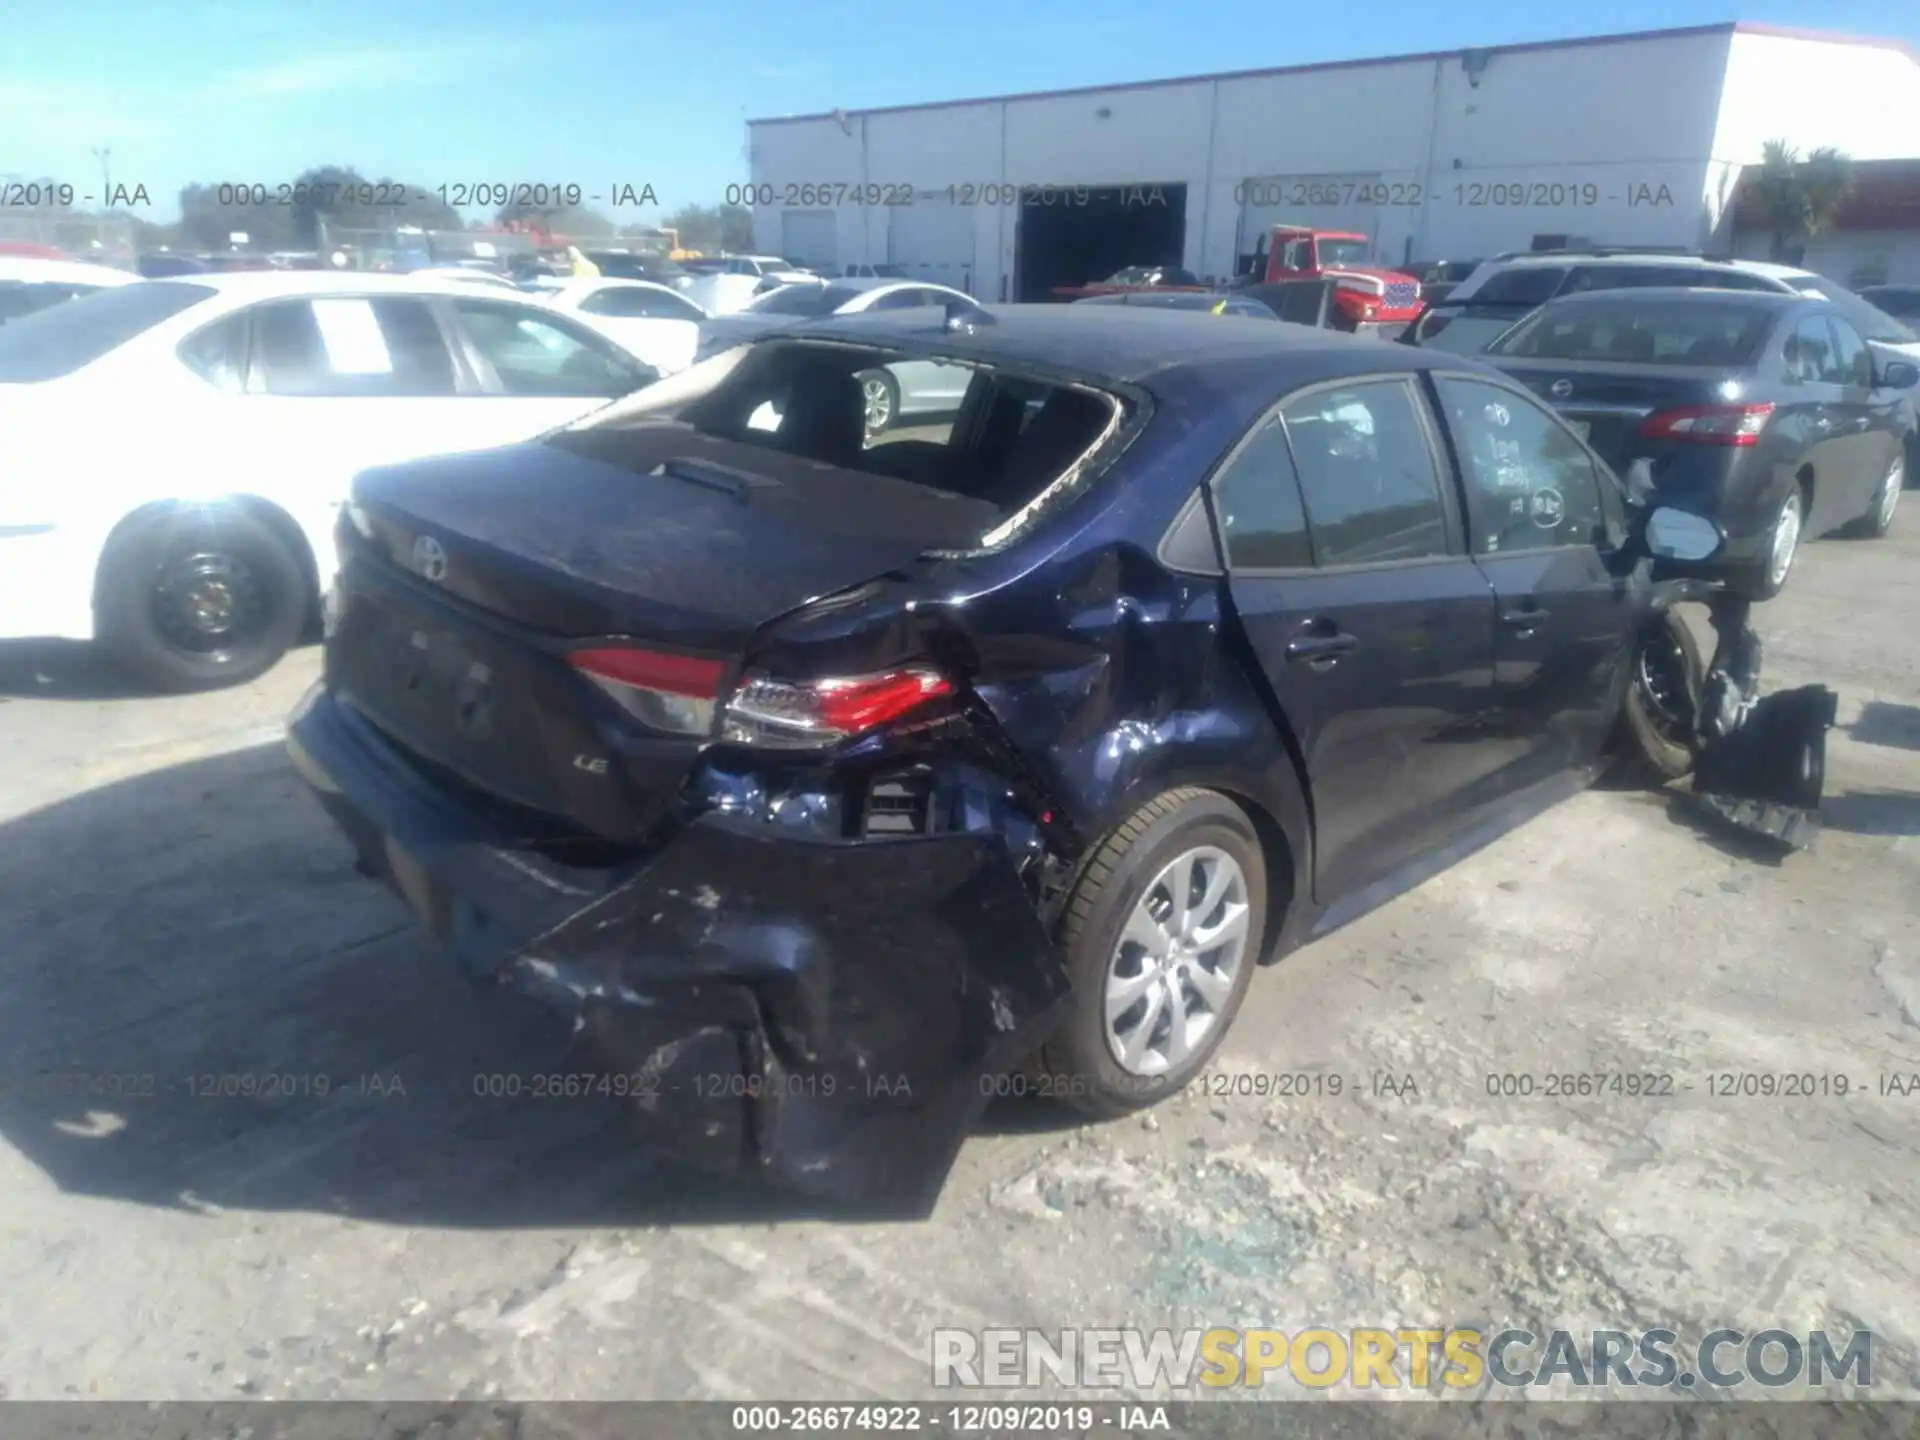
0;281;96;324
1470;267;1568;306
1210;416;1313;568
1278;381;1451;566
252;297;457;397
452;298;655;398
1488;300;1773;365
0;280;214;382
177;314;248;392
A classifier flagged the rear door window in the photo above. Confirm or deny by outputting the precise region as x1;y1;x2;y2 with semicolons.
1825;316;1873;389
1785;315;1844;384
251;297;458;397
1277;380;1452;566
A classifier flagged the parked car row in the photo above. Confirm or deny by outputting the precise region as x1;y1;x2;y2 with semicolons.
1395;248;1920;593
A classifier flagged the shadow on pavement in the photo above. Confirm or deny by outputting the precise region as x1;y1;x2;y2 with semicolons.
1821;789;1920;838
0;640;151;701
0;740;889;1227
1849;700;1920;754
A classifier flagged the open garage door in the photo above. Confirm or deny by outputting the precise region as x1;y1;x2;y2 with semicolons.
1235;172;1384;275
888;196;975;295
1015;184;1188;302
780;210;837;274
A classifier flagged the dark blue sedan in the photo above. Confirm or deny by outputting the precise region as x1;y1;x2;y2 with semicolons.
286;302;1710;1210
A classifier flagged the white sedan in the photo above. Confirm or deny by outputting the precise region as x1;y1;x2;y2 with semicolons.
0;270;662;691
701;278;979;432
532;277;707;375
0;257;139;324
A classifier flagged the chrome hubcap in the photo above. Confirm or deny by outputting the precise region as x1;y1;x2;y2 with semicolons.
861;376;892;432
1104;846;1250;1077
1769;494;1802;588
1879;458;1903;529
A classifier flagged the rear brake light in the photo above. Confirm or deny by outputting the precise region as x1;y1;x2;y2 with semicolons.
569;644;725;735
1639;403;1775;446
721;666;955;750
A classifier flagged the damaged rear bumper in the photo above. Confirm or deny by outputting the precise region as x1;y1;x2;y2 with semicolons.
285;685;1069;1212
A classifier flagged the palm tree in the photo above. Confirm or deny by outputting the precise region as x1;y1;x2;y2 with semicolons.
1748;140;1853;262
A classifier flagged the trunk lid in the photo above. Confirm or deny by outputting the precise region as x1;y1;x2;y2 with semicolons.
330;423;997;841
1481;356;1747;471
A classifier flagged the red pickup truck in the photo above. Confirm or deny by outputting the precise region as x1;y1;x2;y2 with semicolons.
1252;225;1424;333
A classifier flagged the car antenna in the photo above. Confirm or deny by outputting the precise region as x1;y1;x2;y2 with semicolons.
944;297;995;333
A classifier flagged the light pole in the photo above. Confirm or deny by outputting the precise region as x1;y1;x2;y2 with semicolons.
91;147;113;256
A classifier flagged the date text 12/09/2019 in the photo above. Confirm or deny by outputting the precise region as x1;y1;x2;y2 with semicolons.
1232;179;1677;208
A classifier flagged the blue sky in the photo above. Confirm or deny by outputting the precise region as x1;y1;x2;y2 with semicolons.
5;0;1916;224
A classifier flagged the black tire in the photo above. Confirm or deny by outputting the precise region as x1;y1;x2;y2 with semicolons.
857;369;899;436
1845;450;1903;539
95;506;308;693
1035;788;1268;1119
1736;485;1804;601
1619;610;1704;781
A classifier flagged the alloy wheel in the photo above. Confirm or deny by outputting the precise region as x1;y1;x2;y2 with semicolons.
1104;846;1251;1077
861;375;893;433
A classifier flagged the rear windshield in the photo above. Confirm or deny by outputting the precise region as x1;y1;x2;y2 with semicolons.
0;281;105;325
1486;299;1774;365
1410;309;1526;355
1469;267;1568;306
748;284;856;316
0;280;214;381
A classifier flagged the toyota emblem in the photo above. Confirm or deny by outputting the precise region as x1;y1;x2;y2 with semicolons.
1549;379;1574;400
411;535;448;583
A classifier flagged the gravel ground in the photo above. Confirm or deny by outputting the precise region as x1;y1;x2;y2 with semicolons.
0;518;1915;1408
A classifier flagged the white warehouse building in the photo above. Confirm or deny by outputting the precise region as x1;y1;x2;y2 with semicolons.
747;22;1920;301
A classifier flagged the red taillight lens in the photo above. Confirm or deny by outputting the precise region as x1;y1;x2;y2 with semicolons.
721;666;956;750
569;644;726;735
1639;403;1776;446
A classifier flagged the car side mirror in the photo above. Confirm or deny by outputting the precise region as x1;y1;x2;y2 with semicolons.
1644;506;1724;562
1621;457;1657;506
1877;358;1919;390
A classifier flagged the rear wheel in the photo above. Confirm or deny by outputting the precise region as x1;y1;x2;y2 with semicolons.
96;507;308;693
1035;789;1266;1119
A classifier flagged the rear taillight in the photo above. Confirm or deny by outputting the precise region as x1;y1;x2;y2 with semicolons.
569;644;726;735
720;666;955;750
1639;403;1776;446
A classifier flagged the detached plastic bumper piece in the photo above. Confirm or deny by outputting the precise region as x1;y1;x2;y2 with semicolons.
1689;684;1838;852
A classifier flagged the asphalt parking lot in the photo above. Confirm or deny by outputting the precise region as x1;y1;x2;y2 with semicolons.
0;523;1916;1407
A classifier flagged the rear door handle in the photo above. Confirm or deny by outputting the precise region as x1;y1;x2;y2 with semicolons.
1285;632;1359;665
1501;606;1549;635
